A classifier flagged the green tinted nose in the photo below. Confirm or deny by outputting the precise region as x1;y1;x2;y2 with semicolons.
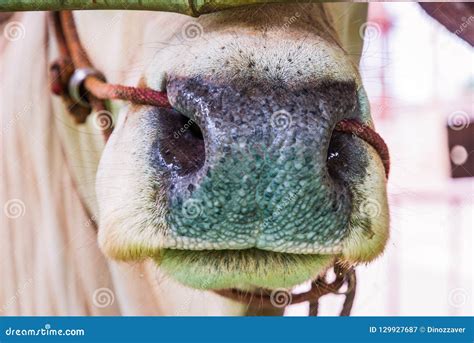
151;76;367;254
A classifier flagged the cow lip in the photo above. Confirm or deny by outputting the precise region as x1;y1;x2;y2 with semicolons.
155;248;337;290
160;235;345;254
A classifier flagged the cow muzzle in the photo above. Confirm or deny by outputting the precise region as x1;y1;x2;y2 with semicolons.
152;76;367;254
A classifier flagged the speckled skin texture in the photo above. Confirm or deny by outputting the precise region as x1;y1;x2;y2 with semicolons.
96;3;389;290
155;77;363;254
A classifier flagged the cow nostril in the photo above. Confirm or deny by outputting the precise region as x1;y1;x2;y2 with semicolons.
157;109;206;176
326;131;346;180
327;127;369;182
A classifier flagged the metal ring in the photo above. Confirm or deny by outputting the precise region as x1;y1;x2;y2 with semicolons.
68;68;106;107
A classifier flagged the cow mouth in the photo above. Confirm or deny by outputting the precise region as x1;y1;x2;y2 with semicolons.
155;248;336;290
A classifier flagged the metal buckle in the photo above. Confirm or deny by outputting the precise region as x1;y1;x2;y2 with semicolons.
68;68;106;107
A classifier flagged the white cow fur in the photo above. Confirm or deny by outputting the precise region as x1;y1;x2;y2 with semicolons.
1;4;368;315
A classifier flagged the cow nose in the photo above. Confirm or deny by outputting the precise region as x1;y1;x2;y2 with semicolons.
154;104;206;177
155;76;361;253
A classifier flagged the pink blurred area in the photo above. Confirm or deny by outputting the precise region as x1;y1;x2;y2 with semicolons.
289;2;473;316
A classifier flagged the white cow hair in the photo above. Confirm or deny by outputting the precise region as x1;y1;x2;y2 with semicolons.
1;11;239;316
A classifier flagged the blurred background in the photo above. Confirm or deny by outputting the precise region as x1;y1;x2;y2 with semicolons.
290;2;473;316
